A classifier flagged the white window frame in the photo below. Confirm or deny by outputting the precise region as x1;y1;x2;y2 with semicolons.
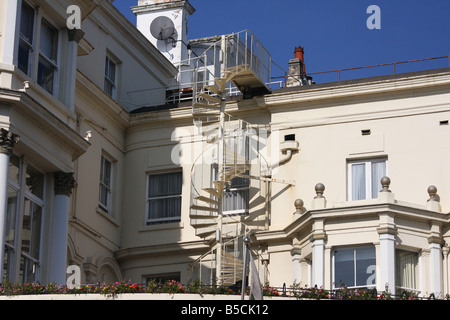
146;171;182;225
17;1;36;76
332;246;377;290
211;165;250;216
37;16;60;95
98;154;114;215
347;158;387;201
104;55;118;99
20;163;45;283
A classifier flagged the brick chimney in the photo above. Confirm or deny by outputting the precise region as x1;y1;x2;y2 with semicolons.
287;46;313;87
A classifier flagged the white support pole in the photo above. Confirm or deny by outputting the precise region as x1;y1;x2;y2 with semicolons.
48;172;74;284
312;239;324;288
378;233;396;293
429;242;443;298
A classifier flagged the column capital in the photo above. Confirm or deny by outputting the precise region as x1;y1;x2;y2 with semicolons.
0;128;19;155
54;171;75;196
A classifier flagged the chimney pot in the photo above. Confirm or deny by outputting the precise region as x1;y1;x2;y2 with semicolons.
294;46;304;60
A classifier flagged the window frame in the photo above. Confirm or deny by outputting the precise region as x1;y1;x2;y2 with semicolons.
347;158;387;201
98;154;114;215
146;171;182;225
332;245;377;290
104;55;118;99
395;249;421;296
20;164;45;283
17;1;36;75
211;165;250;216
3;158;46;283
37;17;59;95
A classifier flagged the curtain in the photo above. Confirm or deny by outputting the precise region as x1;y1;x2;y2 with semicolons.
147;172;182;222
351;163;366;200
371;160;386;198
396;250;418;290
223;175;249;213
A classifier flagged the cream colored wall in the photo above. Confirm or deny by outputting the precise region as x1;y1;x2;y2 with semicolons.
115;71;450;288
269;82;450;222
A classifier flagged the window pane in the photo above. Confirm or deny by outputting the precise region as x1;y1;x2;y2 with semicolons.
22;199;42;260
39;20;57;60
334;249;355;287
5;187;18;245
147;172;182;224
147;197;181;220
396;250;418;290
20;256;39;283
148;172;182;197
223;188;249;212
371;161;386;198
20;2;34;42
18;40;31;74
37;57;55;94
351;163;366;200
355;247;376;286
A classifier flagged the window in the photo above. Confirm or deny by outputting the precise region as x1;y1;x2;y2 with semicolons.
37;18;58;94
212;165;250;215
348;158;386;201
18;2;35;75
99;155;113;215
333;246;376;289
146;171;182;225
396;250;419;295
3;155;21;282
104;56;117;98
3;158;45;283
20;165;45;283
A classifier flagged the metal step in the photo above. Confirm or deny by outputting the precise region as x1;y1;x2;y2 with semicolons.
193;102;221;110
195;195;220;205
199;92;222;104
204;85;221;96
190;204;219;212
203;187;221;198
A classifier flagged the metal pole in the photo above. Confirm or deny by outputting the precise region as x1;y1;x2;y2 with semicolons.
241;236;251;300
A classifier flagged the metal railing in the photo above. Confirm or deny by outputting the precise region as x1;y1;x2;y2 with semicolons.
272;55;450;86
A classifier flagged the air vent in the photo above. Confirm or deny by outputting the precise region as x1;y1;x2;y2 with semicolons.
284;134;295;141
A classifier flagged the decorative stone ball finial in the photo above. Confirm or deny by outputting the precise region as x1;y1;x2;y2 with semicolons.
294;198;304;212
427;185;440;202
314;183;325;199
380;176;391;193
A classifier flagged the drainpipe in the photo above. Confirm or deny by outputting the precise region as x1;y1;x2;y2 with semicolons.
270;140;299;169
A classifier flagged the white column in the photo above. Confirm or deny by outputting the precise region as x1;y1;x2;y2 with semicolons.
378;233;396;293
48;172;75;284
429;242;443;297
291;246;302;285
0;129;19;280
312;239;325;288
0;0;21;65
65;29;84;111
443;247;449;296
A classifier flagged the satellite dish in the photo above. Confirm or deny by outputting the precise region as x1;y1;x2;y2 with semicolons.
150;16;175;40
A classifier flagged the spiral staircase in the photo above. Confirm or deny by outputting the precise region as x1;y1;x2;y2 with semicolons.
188;31;271;285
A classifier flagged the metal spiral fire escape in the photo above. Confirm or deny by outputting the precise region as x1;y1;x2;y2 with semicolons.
188;31;271;285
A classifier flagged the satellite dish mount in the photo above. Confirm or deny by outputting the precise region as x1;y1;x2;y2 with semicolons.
150;16;177;47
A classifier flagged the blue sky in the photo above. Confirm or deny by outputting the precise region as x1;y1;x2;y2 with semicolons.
113;0;450;84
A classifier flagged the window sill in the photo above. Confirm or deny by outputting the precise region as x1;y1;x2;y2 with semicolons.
139;222;184;232
96;207;119;227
